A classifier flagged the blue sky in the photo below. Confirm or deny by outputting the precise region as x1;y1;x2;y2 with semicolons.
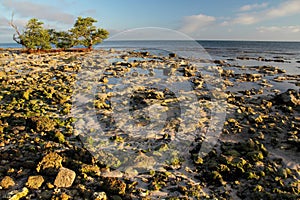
1;0;300;42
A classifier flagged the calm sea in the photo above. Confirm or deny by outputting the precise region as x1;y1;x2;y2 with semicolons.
1;41;300;72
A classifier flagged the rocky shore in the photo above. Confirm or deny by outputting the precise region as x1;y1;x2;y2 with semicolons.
0;48;299;199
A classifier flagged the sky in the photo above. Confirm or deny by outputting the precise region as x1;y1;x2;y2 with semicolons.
1;0;300;42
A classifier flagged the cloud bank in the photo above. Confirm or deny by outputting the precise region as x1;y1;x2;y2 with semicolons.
2;0;75;24
179;14;215;34
239;3;268;12
234;0;300;25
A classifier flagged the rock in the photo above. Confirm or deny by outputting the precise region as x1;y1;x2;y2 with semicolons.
26;175;44;189
183;65;197;77
249;114;264;123
0;176;15;189
37;190;52;199
54;167;76;188
92;192;108;200
29;116;57;132
237;56;250;60
102;177;126;195
214;60;226;65
100;76;109;83
36;152;63;175
81;164;101;176
0;71;6;79
169;53;176;58
275;89;300;107
46;182;54;189
9;187;29;200
247;73;262;82
141;51;150;56
111;195;122;200
60;192;71;200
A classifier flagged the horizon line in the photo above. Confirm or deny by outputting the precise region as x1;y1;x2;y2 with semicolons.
1;39;300;44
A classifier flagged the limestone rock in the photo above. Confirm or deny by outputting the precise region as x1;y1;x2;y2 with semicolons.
9;187;29;200
54;167;76;188
0;176;15;189
36;152;63;175
93;191;108;200
26;175;44;189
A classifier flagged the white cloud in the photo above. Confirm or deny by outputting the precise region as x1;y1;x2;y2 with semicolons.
179;14;216;34
2;0;75;24
239;3;268;12
257;25;300;33
233;0;300;25
233;15;258;25
266;0;300;18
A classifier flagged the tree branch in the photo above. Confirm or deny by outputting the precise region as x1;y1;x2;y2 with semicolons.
9;13;23;45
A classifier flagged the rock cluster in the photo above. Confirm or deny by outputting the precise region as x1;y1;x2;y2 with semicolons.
0;49;299;199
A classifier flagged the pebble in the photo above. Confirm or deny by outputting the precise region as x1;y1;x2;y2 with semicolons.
93;191;108;200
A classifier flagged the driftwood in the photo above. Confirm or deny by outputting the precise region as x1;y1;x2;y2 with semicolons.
8;13;24;46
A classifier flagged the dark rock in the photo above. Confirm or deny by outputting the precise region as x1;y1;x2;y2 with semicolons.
214;60;226;65
169;53;176;58
275;89;300;107
102;177;126;195
141;51;149;56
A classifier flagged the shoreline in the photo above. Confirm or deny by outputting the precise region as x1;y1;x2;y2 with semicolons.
0;49;299;199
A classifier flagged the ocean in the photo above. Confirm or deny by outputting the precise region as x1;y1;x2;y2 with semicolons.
1;40;300;74
97;40;300;75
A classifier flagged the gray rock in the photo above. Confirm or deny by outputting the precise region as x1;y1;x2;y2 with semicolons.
54;167;76;188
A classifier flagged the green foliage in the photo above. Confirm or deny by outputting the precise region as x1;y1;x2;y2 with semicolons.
49;29;74;49
18;18;51;50
70;17;109;49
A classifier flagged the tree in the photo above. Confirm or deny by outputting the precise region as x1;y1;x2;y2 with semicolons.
10;18;51;50
48;29;74;50
70;17;109;50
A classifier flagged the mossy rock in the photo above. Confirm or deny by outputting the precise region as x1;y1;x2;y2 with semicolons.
102;177;126;195
28;116;56;132
246;151;264;161
223;149;241;157
36;152;63;175
54;130;65;143
81;164;101;176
